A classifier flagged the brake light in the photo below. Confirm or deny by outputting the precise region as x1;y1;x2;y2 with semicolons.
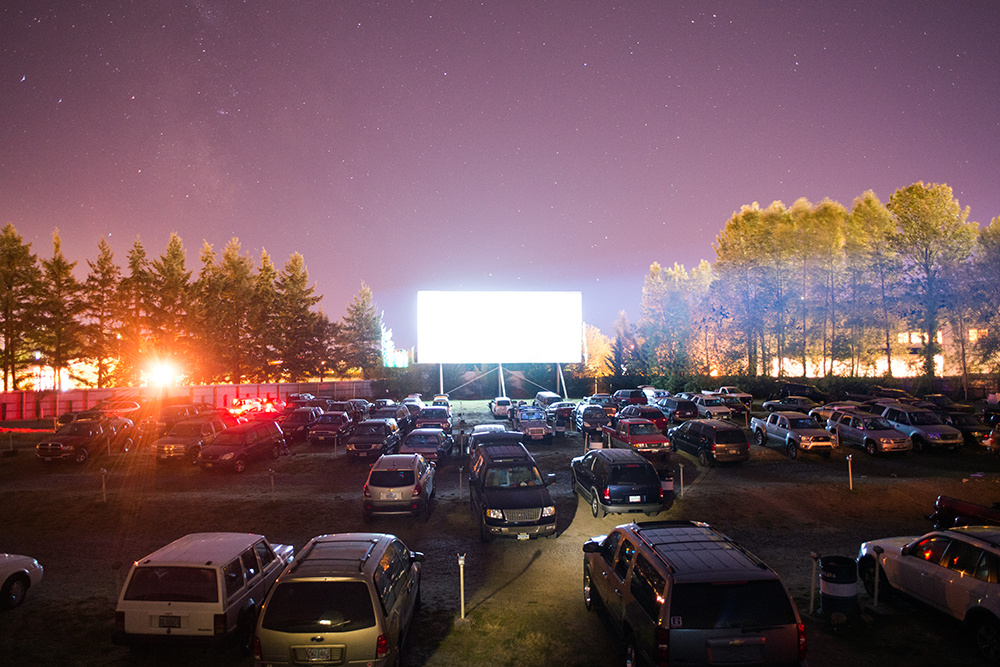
658;486;664;501
214;613;226;635
412;482;422;496
253;635;262;660
655;626;670;665
376;633;389;658
363;483;370;497
798;622;807;660
602;487;611;501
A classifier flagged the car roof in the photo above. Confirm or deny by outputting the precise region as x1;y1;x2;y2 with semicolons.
137;532;266;565
373;454;422;469
589;448;651;464
407;427;445;436
283;533;392;578
626;521;774;582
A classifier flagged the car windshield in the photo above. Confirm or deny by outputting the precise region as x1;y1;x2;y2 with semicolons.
124;566;218;603
789;418;819;429
701;397;723;406
212;431;249;446
863;418;895;431
583;407;605;418
261;581;375;633
641;408;666;419
520;409;545;420
485;465;543;488
169;423;204;437
57;423;97;436
372;409;397;419
715;429;747;445
355;423;387;437
317;413;346;425
591;397;613;406
670;581;797;629
369;469;416;487
629;423;660;436
404;434;437;447
910;411;943;425
496;399;510;406
421;408;448;419
949;414;980;426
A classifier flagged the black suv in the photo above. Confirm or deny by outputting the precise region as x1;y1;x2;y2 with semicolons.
668;418;750;466
656;396;698;423
570;448;664;518
583;521;806;666
468;436;557;542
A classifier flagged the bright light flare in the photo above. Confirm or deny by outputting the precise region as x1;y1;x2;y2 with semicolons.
147;362;179;386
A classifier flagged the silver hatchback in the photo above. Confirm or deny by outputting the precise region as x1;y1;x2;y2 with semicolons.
363;454;435;521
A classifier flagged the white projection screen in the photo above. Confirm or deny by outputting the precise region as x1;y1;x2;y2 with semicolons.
417;291;583;364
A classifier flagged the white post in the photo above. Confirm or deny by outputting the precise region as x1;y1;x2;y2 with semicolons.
679;463;684;498
847;455;853;491
270;468;276;500
458;467;464;501
809;552;819;613
439;363;444;395
101;468;107;503
458;554;466;620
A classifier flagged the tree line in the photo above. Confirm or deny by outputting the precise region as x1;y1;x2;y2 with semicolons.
610;182;999;389
0;227;384;391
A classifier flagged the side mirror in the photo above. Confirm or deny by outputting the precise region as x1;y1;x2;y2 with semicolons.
411;551;426;563
546;473;557;485
583;540;601;554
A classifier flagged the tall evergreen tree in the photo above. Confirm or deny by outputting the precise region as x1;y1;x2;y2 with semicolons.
117;238;153;386
83;239;123;388
36;231;86;391
149;233;192;370
274;253;323;381
341;283;383;378
0;224;42;391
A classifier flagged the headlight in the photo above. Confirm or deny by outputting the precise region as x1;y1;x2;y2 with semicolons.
928;433;941;440
542;505;556;517
486;509;503;519
800;437;812;443
221;452;234;460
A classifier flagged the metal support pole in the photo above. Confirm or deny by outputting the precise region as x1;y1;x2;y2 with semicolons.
809;552;819;613
458;467;464;501
101;468;108;503
847;454;853;491
873;546;884;607
270;468;276;500
678;463;684;498
458;554;466;620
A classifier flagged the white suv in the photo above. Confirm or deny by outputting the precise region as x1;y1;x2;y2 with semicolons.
858;526;1000;663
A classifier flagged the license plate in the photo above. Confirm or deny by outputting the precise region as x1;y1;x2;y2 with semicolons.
662;480;674;491
158;615;181;628
517;533;530;540
531;434;543;440
204;463;213;468
384;492;399;500
629;495;641;503
305;647;332;661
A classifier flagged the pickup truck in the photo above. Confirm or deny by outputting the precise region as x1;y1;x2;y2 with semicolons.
750;411;835;459
928;495;1000;530
601;418;674;490
713;386;753;406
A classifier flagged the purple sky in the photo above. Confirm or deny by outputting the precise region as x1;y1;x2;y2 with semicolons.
3;1;998;349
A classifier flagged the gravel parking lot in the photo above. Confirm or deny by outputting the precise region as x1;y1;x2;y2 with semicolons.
3;400;1000;666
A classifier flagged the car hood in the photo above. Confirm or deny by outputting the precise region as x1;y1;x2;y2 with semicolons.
39;433;96;446
860;535;915;558
626;434;669;446
795;428;833;438
154;435;202;446
348;434;388;444
482;486;553;509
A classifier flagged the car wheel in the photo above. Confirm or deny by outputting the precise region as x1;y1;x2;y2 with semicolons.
755;430;765;446
786;442;798;459
583;566;601;611
624;632;638;667
591;491;605;519
974;615;1000;664
73;447;89;465
233;457;247;474
188;447;201;465
698;449;710;467
1;573;29;609
865;440;878;456
912;437;926;454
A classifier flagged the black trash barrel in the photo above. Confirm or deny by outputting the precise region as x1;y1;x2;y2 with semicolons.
819;555;859;616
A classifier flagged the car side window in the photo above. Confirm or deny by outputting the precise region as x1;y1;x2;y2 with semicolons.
223;559;245;598
255;541;276;568
630;554;666;621
241;548;260;581
614;540;635;581
601;531;623;567
913;536;951;566
941;540;985;577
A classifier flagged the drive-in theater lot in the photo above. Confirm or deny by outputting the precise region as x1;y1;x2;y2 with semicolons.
4;400;1000;667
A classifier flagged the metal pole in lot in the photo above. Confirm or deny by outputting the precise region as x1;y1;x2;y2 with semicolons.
846;455;853;491
809;552;819;613
458;467;463;501
458;554;466;619
873;546;884;607
678;462;684;498
101;468;107;503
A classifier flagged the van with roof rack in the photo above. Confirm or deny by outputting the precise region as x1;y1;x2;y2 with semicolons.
253;532;424;667
583;520;806;666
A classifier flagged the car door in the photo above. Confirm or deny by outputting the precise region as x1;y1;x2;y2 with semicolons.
591;530;623;618
606;538;636;627
838;416;863;447
895;535;952;607
673;422;696;455
573;452;595;494
936;539;993;619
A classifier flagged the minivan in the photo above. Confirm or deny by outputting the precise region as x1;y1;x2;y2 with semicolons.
113;532;294;650
533;391;563;410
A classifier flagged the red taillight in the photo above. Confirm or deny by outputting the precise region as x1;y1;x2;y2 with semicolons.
376;633;389;658
213;613;226;635
658;486;664;501
798;622;807;660
602;487;611;501
655;626;670;665
363;483;370;497
412;482;422;496
253;635;262;660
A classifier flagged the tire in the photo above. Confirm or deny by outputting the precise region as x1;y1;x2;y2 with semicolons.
912;437;926;454
188;447;201;465
270;444;281;459
859;556;892;599
583;566;601;611
865;440;878;456
591;491;605;519
973;615;1000;664
698;449;710;467
73;447;89;465
233;457;247;474
1;573;29;609
786;442;798;459
755;430;765;446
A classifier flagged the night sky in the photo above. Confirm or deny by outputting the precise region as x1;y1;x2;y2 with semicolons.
3;1;999;348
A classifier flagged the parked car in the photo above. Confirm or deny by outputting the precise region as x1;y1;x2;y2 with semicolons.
614;404;671;434
138;404;200;442
668;418;750;466
372;405;413;433
345;419;401;460
922;393;974;414
277;406;323;444
762;395;820;413
570;448;664;518
36;420;119;465
928;495;1000;530
398;428;454;462
690;393;733;420
1;552;43;609
253;533;423;667
584;520;806;667
468;440;557;542
656;396;698;423
545;401;577;437
511;406;553;443
415;406;453;433
152;416;228;465
715;393;751;418
327;400;366;424
196;421;286;473
114;532;293;650
307;411;356;445
879;404;964;452
858;526;1000;664
715;385;754;406
776;382;829;404
611;389;648;408
830;411;912;455
583;393;618;417
489;396;513;418
808;401;864;425
751;411;835;459
363;454;435;521
939;411;991;447
575;404;611;437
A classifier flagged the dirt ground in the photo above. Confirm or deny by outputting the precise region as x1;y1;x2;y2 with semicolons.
3;400;1000;666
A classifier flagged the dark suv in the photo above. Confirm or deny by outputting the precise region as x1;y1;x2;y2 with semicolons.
612;389;648;408
196;421;286;473
668;418;750;466
583;521;806;666
657;396;698;423
570;448;664;518
468;436;557;542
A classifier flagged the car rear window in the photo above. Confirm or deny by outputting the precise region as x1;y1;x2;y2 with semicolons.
261;581;375;633
124;566;219;603
670;580;796;629
714;429;747;445
369;470;416;487
608;464;658;485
